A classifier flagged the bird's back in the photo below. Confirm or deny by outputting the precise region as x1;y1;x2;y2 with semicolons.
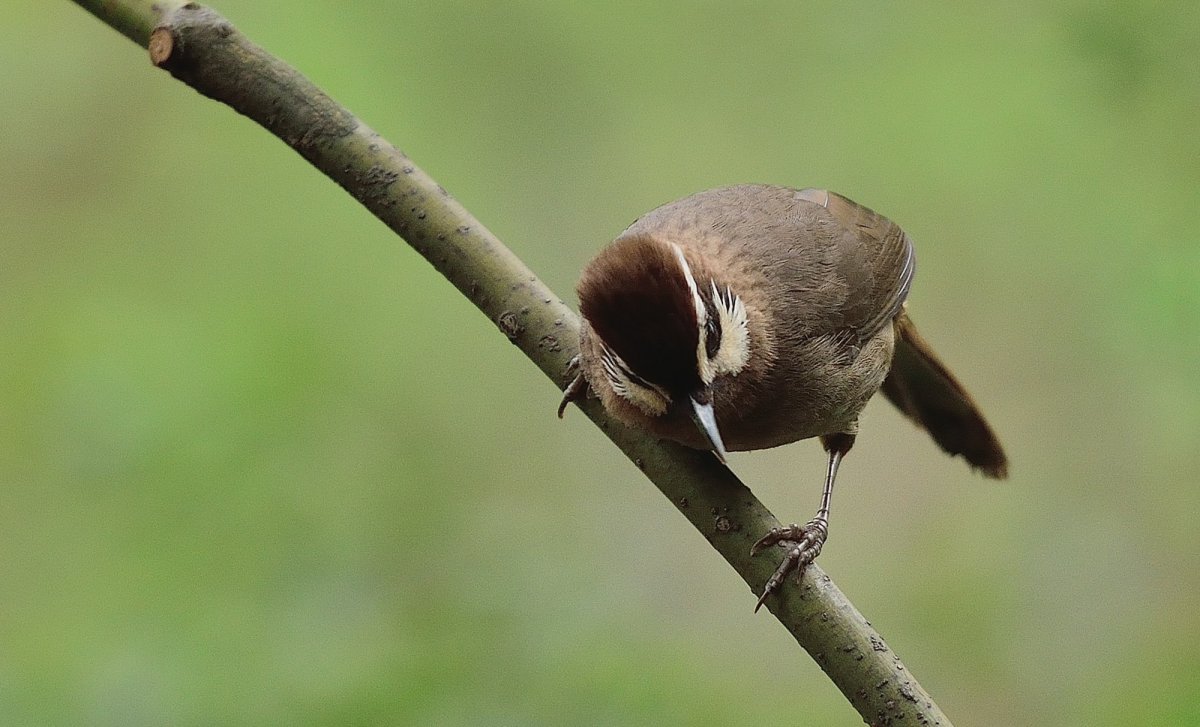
622;184;914;345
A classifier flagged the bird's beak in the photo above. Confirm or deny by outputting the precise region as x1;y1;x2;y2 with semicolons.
689;393;728;464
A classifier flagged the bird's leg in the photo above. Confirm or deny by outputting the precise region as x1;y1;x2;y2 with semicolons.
557;354;589;418
751;433;855;612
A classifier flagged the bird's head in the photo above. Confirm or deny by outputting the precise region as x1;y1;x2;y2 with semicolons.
576;234;751;460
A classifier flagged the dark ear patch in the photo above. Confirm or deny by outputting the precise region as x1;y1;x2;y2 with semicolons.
578;234;702;395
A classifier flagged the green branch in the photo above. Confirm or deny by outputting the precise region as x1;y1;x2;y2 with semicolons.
67;3;953;724
73;0;179;45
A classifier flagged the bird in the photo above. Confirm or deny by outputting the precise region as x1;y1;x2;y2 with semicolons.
558;184;1007;611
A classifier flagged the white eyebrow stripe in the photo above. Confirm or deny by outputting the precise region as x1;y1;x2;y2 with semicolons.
670;243;706;323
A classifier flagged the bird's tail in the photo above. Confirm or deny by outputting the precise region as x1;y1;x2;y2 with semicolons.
881;311;1008;478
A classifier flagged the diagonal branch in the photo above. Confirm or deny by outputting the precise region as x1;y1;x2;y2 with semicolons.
69;2;953;724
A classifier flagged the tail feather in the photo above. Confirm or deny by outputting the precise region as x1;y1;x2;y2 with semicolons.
881;312;1008;478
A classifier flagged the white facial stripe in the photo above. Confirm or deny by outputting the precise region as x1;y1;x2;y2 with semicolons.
900;239;915;282
708;281;750;378
600;344;670;416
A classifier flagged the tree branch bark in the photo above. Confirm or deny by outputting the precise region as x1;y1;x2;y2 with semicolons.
68;3;953;724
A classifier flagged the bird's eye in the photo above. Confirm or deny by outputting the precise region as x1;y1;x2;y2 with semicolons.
704;315;721;359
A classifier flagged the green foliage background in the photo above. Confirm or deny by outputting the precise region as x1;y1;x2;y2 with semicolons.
3;2;1198;725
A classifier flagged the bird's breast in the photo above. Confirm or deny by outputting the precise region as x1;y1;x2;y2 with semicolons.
712;323;896;451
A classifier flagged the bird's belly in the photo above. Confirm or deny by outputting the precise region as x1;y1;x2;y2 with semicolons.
718;327;895;451
720;394;855;451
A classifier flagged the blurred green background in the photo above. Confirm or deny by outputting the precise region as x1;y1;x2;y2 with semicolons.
3;1;1198;725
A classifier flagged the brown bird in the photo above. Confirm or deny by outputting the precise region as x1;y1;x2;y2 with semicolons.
559;184;1007;611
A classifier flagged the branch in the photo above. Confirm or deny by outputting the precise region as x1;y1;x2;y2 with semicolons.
73;0;167;44
69;3;953;724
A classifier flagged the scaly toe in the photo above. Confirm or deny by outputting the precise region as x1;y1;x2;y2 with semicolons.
749;523;804;555
751;519;829;612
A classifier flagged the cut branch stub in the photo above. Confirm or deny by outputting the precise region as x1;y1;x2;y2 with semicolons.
148;26;173;65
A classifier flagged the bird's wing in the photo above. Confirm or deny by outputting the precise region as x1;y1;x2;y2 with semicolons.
795;188;915;342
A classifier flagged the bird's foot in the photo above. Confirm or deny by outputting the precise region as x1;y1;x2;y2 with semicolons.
750;517;829;612
557;355;588;418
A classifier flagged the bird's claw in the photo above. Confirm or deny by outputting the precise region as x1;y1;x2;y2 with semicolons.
557;355;588;418
750;518;829;612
